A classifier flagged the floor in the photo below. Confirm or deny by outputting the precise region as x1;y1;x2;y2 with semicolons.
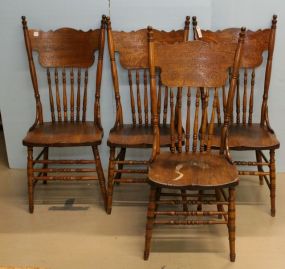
0;132;284;269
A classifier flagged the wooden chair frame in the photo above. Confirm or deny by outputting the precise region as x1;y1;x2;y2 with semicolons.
21;16;107;213
105;16;190;214
144;26;245;262
193;15;279;216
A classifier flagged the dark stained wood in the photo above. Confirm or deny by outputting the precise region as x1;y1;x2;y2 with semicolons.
210;123;280;150
107;124;182;148
21;15;107;213
105;16;190;214
23;122;103;147
144;26;245;261
148;152;238;188
193;15;279;216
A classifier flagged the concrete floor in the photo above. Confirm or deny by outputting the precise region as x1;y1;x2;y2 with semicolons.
0;132;285;269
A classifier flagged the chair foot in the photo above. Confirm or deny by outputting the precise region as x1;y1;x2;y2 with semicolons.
29;203;34;214
144;251;150;260
230;253;236;262
271;209;275;217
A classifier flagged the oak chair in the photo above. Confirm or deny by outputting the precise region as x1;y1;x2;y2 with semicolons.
21;16;107;213
106;16;190;214
193;15;279;216
144;26;245;262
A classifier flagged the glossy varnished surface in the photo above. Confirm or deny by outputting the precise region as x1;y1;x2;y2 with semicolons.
148;152;238;188
211;123;280;150
107;124;181;147
112;29;185;69
28;28;101;68
23;122;103;147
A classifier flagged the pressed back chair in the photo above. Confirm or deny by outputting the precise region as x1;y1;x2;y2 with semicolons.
22;16;107;213
106;16;190;214
144;27;245;262
193;15;279;216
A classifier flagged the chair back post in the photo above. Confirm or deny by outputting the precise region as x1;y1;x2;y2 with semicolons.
220;28;246;158
261;15;277;126
106;16;124;129
184;16;190;41
148;26;160;162
22;16;43;125
94;15;106;130
192;16;198;40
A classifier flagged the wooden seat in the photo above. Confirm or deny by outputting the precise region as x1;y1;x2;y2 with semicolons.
144;27;245;262
21;16;107;213
108;124;181;147
105;16;190;214
211;123;280;150
149;152;238;188
193;15;279;216
23;122;103;147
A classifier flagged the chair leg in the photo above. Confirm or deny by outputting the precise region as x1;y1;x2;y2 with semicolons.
270;149;276;217
181;189;188;212
107;147;116;214
92;146;107;211
144;186;157;260
228;187;236;262
114;147;126;185
27;146;34;214
255;150;264;185
197;190;203;211
43;147;49;185
215;189;223;219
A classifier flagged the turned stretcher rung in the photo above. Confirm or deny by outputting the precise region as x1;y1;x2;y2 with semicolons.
114;178;148;183
114;169;148;174
33;168;97;173
160;192;216;197
34;176;98;180
238;171;269;176
115;160;149;165
155;210;227;216
154;220;227;225
234;161;269;166
34;160;96;164
157;199;229;205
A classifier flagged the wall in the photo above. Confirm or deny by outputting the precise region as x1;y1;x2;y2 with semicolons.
0;0;284;170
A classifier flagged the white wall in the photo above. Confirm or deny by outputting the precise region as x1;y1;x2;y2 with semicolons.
0;0;284;170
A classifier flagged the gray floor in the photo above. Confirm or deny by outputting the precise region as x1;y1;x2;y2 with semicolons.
0;132;284;269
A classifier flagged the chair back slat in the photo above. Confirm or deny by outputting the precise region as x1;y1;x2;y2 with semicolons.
136;70;143;125
248;69;255;124
242;69;248;125
163;86;169;126
143;69;149;126
82;69;88;122
62;68;67;122
76;69;81;122
128;70;136;125
70;68;75;122
207;88;218;151
170;89;175;153
185;88;191;152
236;73;240;124
46;68;55;122
192;89;201;152
54;68;62;122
